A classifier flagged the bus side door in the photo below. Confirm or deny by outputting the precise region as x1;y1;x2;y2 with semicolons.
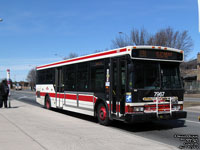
55;67;64;108
110;57;126;118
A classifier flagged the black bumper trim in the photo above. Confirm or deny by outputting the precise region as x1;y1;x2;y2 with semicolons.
125;111;187;123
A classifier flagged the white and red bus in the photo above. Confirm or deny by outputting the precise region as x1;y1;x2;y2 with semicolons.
36;46;187;125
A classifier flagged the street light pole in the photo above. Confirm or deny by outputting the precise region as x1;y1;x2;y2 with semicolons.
0;18;3;22
118;32;129;39
119;31;136;46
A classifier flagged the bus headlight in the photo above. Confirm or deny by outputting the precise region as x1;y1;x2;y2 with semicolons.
173;104;183;110
133;106;144;112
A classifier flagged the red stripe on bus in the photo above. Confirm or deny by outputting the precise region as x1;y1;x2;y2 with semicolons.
37;48;127;69
120;48;126;52
49;93;56;97
65;94;77;100
57;93;65;99
40;92;46;96
39;92;96;103
78;95;94;102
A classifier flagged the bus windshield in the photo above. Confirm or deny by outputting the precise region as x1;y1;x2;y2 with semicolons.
161;63;182;89
131;61;182;90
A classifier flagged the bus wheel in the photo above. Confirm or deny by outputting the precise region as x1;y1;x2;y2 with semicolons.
97;103;110;126
45;96;51;110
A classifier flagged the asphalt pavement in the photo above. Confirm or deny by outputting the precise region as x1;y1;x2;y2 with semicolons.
184;97;200;102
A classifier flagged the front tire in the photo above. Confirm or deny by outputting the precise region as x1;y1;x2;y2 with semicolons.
97;103;110;126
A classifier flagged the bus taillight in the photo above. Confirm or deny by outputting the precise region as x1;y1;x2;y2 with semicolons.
126;106;134;113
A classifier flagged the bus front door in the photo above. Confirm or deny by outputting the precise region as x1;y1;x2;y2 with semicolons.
55;67;64;108
110;57;126;118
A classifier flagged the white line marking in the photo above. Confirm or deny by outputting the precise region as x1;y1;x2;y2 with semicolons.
184;109;200;113
18;96;27;100
185;119;200;124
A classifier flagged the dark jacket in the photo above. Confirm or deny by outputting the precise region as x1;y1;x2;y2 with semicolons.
1;81;9;98
0;83;3;107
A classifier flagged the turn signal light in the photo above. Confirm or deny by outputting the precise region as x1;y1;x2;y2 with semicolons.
127;106;133;112
180;104;183;110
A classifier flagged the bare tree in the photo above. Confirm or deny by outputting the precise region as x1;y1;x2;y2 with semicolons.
130;28;149;45
147;27;193;58
63;52;79;60
111;27;193;59
111;33;132;48
26;68;36;90
111;28;149;48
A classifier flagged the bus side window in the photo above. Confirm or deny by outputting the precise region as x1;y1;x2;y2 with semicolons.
37;69;55;84
90;60;105;93
46;68;55;84
77;63;89;91
63;65;76;91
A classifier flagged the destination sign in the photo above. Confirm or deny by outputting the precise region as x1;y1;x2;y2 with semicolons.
131;49;183;61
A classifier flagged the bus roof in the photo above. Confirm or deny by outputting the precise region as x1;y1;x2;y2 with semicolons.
37;46;183;70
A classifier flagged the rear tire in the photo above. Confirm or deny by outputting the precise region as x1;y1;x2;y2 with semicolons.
45;96;51;110
97;103;111;126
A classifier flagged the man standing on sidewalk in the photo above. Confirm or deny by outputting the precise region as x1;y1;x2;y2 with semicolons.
1;80;9;108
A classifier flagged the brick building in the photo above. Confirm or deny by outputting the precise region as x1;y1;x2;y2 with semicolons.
181;53;200;81
181;53;200;93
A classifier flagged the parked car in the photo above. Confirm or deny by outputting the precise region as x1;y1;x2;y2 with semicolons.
15;83;22;90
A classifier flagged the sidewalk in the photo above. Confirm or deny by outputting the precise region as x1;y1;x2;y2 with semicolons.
0;100;177;150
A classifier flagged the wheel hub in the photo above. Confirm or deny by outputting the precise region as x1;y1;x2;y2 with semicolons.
99;106;107;121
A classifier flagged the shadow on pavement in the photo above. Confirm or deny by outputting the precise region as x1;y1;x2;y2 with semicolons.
110;119;186;132
0;106;25;109
51;108;186;132
52;108;97;123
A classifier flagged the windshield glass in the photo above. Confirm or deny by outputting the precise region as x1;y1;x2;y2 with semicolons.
129;61;182;90
133;61;160;90
161;63;182;89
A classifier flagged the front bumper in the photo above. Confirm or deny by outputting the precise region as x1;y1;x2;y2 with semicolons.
125;111;187;123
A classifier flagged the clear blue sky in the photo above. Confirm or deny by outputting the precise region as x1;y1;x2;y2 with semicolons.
0;0;199;81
